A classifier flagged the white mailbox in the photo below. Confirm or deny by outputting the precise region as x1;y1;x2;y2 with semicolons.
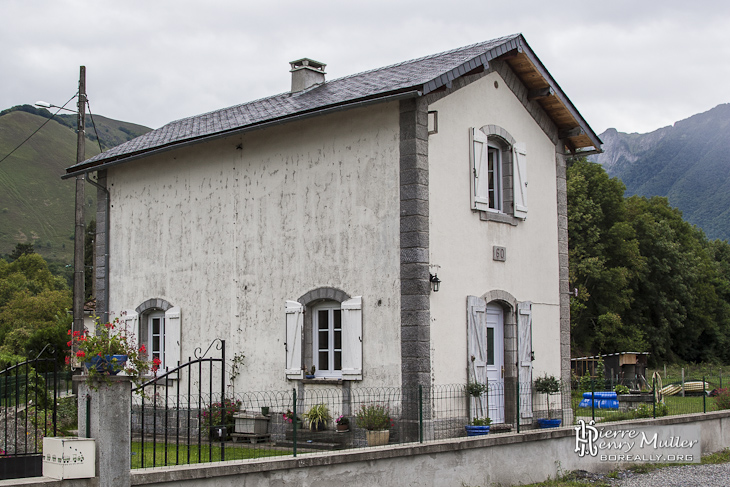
42;437;95;480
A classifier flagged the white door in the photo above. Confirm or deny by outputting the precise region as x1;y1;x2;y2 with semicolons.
486;304;505;423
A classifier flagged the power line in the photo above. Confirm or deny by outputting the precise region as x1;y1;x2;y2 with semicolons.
85;99;104;154
0;93;78;165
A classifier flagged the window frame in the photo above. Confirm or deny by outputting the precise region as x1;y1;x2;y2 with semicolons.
312;302;343;379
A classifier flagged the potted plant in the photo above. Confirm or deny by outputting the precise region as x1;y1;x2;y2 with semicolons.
303;403;331;431
356;403;393;446
534;374;561;428
67;318;157;387
465;417;491;436
466;381;487;397
305;365;316;379
335;415;350;432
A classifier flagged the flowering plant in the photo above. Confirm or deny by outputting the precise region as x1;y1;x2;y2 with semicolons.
67;317;157;386
335;414;349;426
282;409;301;423
355;403;394;431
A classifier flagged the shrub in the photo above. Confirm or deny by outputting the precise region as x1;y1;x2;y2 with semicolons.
355;403;393;431
465;381;487;397
471;417;492;426
714;388;730;410
201;398;242;439
614;384;630;395
303;403;331;431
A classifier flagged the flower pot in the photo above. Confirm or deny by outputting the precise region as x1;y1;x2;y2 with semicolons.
85;355;128;375
537;418;561;429
336;424;349;432
365;429;390;446
464;425;490;436
261;407;269;416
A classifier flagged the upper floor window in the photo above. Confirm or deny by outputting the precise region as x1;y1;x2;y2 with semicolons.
471;127;528;220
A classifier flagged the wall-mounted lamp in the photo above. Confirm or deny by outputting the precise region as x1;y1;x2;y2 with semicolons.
429;273;441;292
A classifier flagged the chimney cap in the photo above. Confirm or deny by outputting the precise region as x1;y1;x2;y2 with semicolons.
289;58;327;73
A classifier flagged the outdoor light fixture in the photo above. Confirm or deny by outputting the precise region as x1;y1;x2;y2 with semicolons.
429;273;441;292
35;101;77;113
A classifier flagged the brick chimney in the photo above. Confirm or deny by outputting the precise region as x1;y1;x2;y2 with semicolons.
290;58;326;93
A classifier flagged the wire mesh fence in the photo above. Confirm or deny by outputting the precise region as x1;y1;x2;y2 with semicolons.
128;375;730;469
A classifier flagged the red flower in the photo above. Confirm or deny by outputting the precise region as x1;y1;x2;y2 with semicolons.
139;345;147;353
67;329;72;336
67;341;72;348
72;331;80;337
76;351;85;358
64;356;70;365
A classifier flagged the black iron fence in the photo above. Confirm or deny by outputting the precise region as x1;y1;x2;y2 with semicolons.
128;368;730;469
0;348;70;480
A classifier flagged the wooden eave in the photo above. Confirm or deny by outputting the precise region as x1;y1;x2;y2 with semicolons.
502;46;601;154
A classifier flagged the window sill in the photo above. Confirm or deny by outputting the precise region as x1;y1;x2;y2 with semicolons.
301;378;343;385
478;210;519;226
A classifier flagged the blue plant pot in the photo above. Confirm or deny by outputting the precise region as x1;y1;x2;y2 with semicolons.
537;418;561;428
86;354;128;375
465;425;490;436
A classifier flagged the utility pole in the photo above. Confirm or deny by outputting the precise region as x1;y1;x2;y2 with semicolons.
73;66;86;363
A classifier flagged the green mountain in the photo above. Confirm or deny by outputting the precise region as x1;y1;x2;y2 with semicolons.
590;103;730;241
0;105;151;263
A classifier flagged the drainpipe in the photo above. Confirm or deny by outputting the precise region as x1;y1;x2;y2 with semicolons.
85;172;109;324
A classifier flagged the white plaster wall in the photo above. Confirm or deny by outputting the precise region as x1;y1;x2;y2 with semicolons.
106;102;402;390
428;71;562;385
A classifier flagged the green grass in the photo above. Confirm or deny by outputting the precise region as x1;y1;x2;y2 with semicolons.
130;440;289;469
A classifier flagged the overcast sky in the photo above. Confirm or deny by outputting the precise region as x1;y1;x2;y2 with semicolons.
2;0;729;136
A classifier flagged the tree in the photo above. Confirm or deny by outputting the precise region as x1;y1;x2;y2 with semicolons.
9;243;35;261
567;158;645;356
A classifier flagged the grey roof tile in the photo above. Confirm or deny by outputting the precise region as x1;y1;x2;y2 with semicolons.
68;34;523;171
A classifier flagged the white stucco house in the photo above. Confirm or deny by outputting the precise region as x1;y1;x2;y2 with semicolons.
64;34;601;427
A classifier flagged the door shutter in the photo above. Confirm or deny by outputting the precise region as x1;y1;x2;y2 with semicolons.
285;300;304;379
165;306;181;379
467;296;488;420
471;128;491;211
341;296;363;380
518;301;533;422
513;142;528;219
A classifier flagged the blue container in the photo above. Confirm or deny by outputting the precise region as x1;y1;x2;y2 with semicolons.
465;425;490;436
537;418;562;428
578;391;619;409
85;355;128;375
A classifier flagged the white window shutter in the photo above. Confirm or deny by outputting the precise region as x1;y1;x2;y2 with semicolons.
122;310;139;340
518;301;533;422
341;296;363;381
471;128;491;211
467;296;488;420
165;306;181;378
118;310;138;375
285;300;304;380
513;142;528;219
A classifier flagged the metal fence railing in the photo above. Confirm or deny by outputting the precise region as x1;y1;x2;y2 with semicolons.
127;374;730;469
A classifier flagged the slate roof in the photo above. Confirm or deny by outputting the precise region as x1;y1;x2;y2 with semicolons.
65;34;598;176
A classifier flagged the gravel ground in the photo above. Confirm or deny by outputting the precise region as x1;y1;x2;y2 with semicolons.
613;462;730;487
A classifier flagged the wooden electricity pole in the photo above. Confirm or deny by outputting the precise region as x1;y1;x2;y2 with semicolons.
73;66;86;361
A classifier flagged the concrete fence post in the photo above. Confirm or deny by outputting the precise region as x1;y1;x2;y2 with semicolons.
75;376;131;487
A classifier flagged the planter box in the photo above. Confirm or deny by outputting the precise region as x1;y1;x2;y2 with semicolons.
234;412;269;435
42;437;95;480
465;425;490;436
618;393;653;412
537;418;562;428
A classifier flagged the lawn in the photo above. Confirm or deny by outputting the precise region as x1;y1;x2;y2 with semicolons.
130;440;289;468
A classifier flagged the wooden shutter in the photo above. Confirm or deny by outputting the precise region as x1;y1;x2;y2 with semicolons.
341;296;363;380
518;301;533;422
119;310;138;374
513;142;528;219
471;128;491;211
285;300;304;379
165;306;181;378
467;296;488;420
122;310;138;340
